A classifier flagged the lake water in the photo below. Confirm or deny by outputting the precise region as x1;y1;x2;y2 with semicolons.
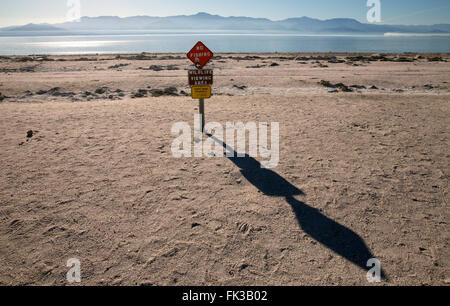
0;31;449;55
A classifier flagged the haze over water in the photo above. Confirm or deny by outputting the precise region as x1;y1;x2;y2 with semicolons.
0;31;449;55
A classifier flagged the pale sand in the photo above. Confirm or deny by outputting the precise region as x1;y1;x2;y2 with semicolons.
0;53;449;285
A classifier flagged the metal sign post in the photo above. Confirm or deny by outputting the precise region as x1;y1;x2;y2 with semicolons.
187;41;214;133
199;98;205;132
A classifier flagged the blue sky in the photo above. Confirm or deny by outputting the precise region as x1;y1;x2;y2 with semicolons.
0;0;449;27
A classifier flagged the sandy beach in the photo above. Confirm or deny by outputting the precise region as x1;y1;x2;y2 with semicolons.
0;53;449;285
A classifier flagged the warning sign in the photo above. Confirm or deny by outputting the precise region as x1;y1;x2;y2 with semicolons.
187;41;214;69
191;86;212;99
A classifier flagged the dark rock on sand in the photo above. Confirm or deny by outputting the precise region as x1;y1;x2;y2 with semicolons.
163;87;179;96
428;57;445;62
166;65;180;71
350;85;367;89
149;89;164;97
14;56;35;63
149;65;164;71
52;91;75;97
132;89;148;98
335;83;353;92
328;59;346;64
233;85;247;90
394;57;414;63
270;63;280;67
95;87;109;94
26;130;33;138
108;63;130;69
319;80;335;88
158;55;184;60
120;54;157;61
319;80;353;92
48;87;74;97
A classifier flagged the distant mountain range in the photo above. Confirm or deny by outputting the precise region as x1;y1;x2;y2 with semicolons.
2;12;450;34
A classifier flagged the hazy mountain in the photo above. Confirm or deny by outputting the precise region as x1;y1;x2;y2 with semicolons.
1;13;449;34
2;23;64;31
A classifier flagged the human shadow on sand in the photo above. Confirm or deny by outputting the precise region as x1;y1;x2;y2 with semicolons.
207;133;386;280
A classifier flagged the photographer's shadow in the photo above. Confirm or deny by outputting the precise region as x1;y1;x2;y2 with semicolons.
207;133;386;279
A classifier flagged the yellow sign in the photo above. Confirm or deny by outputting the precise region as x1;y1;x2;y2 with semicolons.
191;85;211;99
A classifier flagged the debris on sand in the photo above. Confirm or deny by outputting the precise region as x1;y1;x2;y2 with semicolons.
52;91;75;97
163;87;179;96
166;65;180;71
116;54;157;60
46;87;75;97
14;56;35;63
228;55;262;61
319;80;335;88
95;87;109;94
350;85;367;89
246;64;266;68
427;56;445;62
131;87;180;98
233;85;247;92
72;57;98;62
328;58;346;64
149;65;164;71
233;85;247;90
108;63;130;69
35;87;69;96
147;89;163;97
335;83;353;92
158;55;184;60
319;80;353;92
394;57;414;62
132;89;149;98
139;65;180;71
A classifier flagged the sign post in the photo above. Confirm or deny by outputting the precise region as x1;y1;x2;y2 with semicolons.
187;41;214;133
199;99;205;133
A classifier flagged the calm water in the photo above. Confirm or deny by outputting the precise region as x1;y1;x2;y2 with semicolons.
0;31;449;55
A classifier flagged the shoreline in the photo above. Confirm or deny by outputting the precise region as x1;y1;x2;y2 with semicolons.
1;52;448;103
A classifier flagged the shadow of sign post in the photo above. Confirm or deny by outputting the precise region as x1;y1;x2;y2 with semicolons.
207;133;387;280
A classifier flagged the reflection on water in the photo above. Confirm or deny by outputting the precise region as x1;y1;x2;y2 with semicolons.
26;40;133;48
0;32;449;55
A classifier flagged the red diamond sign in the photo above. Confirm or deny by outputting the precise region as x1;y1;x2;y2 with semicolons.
187;41;214;69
